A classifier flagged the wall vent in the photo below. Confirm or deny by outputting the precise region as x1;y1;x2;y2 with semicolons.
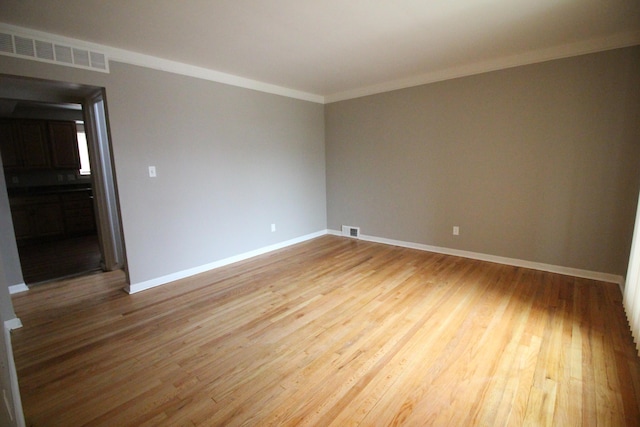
0;30;109;72
341;225;361;238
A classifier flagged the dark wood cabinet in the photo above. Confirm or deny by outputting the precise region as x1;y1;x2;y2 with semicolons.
49;121;80;169
61;191;96;235
0;119;80;171
9;190;95;240
17;120;50;169
0;121;20;169
9;205;32;239
9;194;65;239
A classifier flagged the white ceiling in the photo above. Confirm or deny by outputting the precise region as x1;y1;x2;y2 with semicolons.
1;0;639;102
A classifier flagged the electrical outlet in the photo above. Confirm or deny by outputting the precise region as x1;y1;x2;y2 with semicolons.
453;226;460;236
271;224;276;232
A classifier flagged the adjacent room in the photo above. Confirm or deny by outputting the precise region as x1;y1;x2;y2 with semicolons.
0;1;639;426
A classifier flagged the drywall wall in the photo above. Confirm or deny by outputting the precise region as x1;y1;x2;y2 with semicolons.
0;228;23;426
0;57;326;287
0;164;23;295
326;46;640;276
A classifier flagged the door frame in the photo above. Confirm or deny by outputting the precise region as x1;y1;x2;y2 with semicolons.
83;90;126;273
0;74;127;287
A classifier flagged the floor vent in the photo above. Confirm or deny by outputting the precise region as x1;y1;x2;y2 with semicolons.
341;225;360;238
0;30;109;73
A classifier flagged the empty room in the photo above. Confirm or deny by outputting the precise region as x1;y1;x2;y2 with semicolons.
0;1;640;426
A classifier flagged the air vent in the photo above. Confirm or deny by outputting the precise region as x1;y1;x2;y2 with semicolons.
35;40;54;61
14;35;35;57
0;30;109;72
0;33;13;53
341;225;361;238
54;44;73;63
90;51;107;70
73;48;90;67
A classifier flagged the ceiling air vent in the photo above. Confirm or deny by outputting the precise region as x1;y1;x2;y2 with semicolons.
0;30;109;73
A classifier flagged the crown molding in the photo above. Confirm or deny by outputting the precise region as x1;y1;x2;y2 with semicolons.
0;23;325;104
325;30;640;103
104;45;324;103
3;22;638;105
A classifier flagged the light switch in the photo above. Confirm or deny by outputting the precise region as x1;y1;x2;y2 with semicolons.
148;166;156;177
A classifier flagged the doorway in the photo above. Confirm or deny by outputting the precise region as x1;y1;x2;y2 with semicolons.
0;75;125;287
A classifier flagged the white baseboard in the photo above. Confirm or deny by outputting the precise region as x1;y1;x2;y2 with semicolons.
8;284;29;295
328;229;624;286
126;229;624;294
4;318;22;331
3;323;25;426
126;230;328;294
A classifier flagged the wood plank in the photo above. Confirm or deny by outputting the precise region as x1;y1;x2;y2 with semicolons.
10;235;640;426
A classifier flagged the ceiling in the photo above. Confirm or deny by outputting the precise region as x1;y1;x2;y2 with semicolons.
1;0;639;101
0;74;99;118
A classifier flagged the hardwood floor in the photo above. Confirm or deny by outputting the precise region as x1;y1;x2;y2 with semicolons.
10;235;640;426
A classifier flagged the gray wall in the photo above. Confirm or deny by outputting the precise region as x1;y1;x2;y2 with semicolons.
2;45;639;283
0;57;327;286
0;165;23;294
0;255;22;426
0;174;21;425
326;46;640;276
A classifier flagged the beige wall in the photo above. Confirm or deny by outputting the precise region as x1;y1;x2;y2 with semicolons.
326;46;640;276
1;44;639;283
0;57;327;286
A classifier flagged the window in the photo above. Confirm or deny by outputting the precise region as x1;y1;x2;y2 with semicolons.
76;123;91;175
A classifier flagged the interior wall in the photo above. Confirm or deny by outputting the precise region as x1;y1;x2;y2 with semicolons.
0;183;21;425
326;46;640;276
0;259;22;427
0;57;327;286
0;163;23;293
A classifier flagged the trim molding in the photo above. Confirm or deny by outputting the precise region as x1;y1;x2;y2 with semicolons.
324;30;640;103
0;22;324;104
327;230;625;286
4;318;22;331
105;46;324;104
2;23;639;105
8;283;29;295
126;230;327;294
3;323;25;426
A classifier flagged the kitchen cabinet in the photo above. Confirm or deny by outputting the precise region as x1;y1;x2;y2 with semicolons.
49;121;80;169
61;190;96;235
0;120;20;169
0;119;80;171
17;120;50;169
9;205;32;239
9;189;96;240
9;194;64;239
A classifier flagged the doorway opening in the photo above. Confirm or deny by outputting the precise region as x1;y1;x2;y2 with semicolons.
0;75;125;287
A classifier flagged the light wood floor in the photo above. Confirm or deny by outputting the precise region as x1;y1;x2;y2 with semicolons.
10;236;640;426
